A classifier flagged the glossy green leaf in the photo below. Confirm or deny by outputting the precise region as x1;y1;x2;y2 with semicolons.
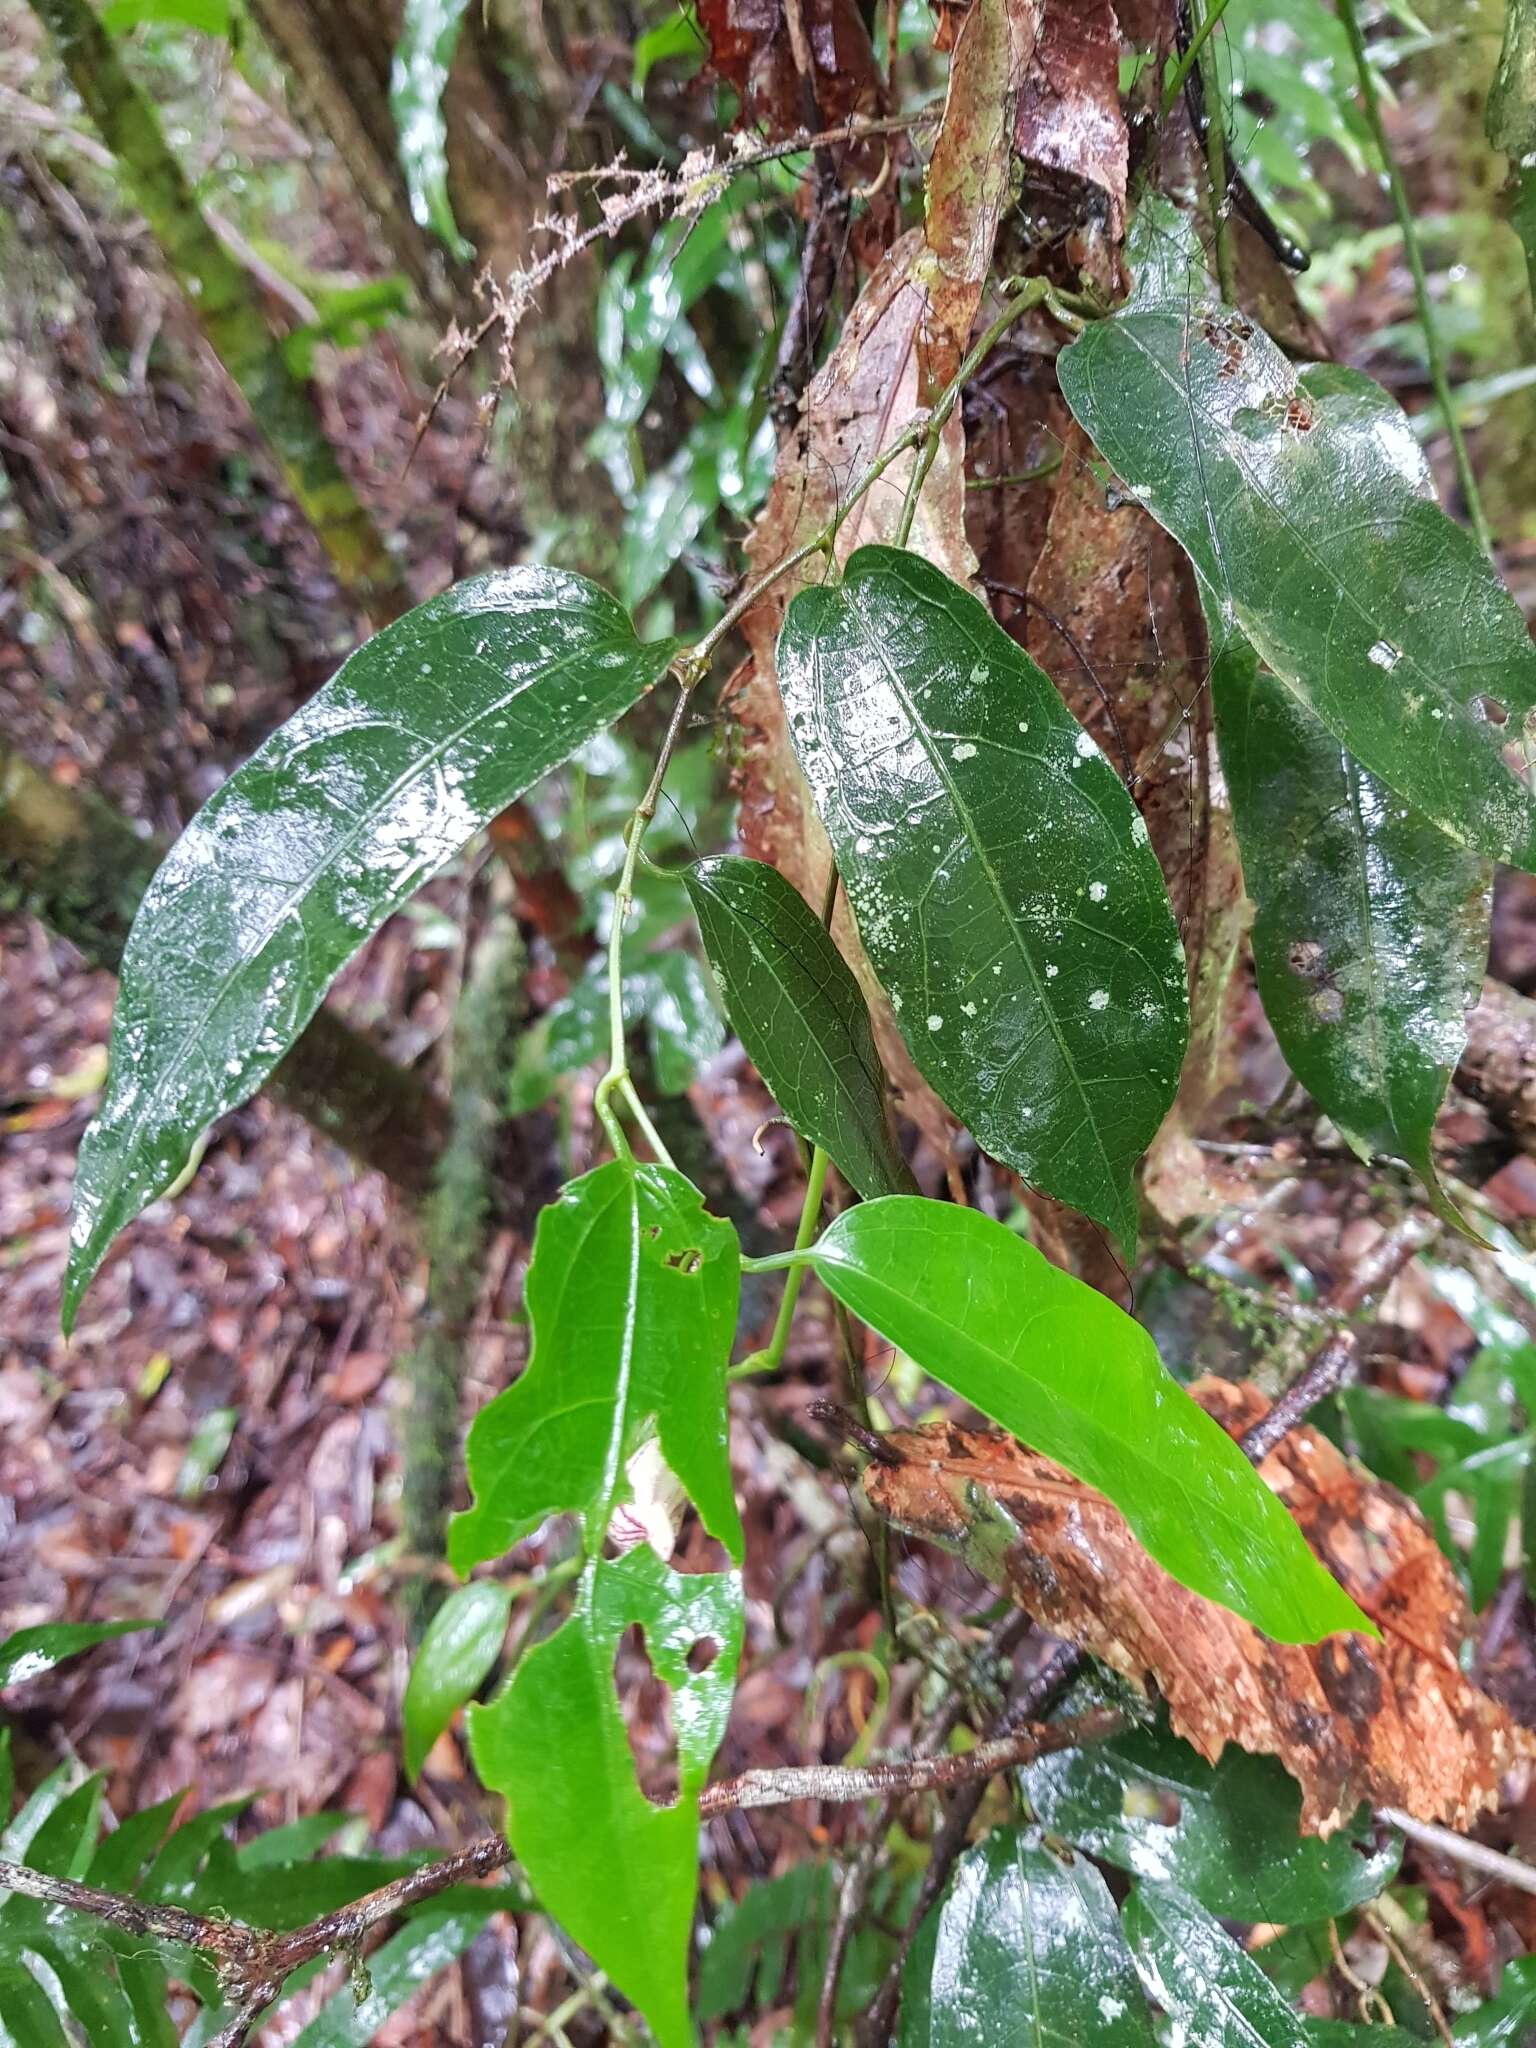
1058;198;1536;870
450;1157;741;1569
1453;1955;1536;2041
292;1896;502;2048
799;1198;1369;1642
0;1619;157;1687
66;569;676;1329
899;1827;1156;2046
777;544;1187;1255
402;1580;514;1779
467;1546;742;2048
390;0;473;259
685;855;913;1198
1211;624;1490;1221
1123;1882;1311;2046
1021;1713;1399;1921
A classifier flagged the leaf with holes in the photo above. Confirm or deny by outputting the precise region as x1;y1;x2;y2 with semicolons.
467;1547;741;2048
448;1158;742;2047
799;1198;1368;1641
1021;1711;1399;1922
66;569;676;1330
777;545;1187;1255
1211;624;1490;1225
1058;197;1536;871
685;855;913;1198
899;1826;1156;2046
449;1157;741;1570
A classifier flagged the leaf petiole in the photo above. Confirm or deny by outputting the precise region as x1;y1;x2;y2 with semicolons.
731;1146;831;1376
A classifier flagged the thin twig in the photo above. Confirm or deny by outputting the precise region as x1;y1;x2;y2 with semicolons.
698;1706;1126;1814
1377;1808;1536;1899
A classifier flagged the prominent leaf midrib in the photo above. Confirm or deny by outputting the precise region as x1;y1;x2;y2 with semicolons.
1116;311;1499;749
837;584;1117;1200
594;1172;644;1544
708;887;883;1100
819;1248;1299;1590
109;620;650;1184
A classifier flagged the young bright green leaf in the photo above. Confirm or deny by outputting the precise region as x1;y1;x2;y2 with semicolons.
390;0;473;260
467;1547;742;2048
1058;198;1536;871
1211;625;1490;1224
777;544;1187;1255
801;1198;1369;1642
1022;1713;1399;1922
684;855;914;1199
1122;1882;1312;2047
450;1157;742;1570
401;1580;514;1780
898;1827;1156;2046
0;1619;157;1688
66;569;676;1330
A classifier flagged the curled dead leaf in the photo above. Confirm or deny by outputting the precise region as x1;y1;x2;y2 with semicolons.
864;1378;1534;1835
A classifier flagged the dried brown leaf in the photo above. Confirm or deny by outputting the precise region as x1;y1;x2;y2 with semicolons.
865;1379;1535;1835
1013;0;1129;263
921;0;1040;387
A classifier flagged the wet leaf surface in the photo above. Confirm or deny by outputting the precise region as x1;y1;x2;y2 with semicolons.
1123;1881;1314;2046
66;569;676;1327
467;1548;742;2048
685;854;912;1198
450;1157;741;1570
1058;199;1536;869
805;1198;1366;1640
1022;1711;1399;1922
1213;625;1491;1218
899;1826;1156;2045
867;1377;1533;1832
778;544;1188;1252
389;0;473;259
0;1619;157;1688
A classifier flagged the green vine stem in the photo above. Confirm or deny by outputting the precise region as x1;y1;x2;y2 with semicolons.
730;1144;832;1378
1160;0;1237;120
1336;0;1493;556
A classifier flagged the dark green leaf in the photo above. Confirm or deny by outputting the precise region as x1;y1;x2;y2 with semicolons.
1211;625;1490;1220
684;855;913;1198
697;1865;835;2020
402;1580;514;1779
1452;1955;1536;2041
67;569;676;1328
24;1778;103;1881
1022;1714;1398;1921
0;1620;157;1688
1123;1881;1311;2046
1058;199;1536;870
1305;2027;1416;2046
450;1157;741;1569
467;1547;742;2048
0;1960;70;2048
291;1896;503;2048
389;0;473;259
777;544;1187;1254
899;1827;1156;2045
799;1198;1369;1641
87;1795;183;1893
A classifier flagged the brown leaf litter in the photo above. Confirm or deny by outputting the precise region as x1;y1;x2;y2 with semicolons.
864;1377;1536;1835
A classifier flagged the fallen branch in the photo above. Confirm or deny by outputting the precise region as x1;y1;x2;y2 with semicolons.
0;1709;1122;2044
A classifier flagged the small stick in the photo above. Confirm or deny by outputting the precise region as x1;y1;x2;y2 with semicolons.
1376;1807;1536;1900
